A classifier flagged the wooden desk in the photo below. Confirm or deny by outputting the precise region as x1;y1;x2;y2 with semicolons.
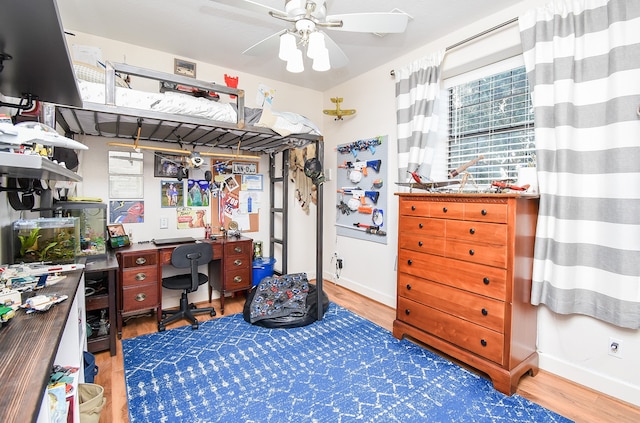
115;236;252;336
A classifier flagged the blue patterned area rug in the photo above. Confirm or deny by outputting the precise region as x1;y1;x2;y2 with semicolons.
122;303;572;422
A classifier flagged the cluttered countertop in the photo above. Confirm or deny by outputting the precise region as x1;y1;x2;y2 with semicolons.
0;266;84;422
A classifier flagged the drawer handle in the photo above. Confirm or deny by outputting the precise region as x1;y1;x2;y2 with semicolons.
135;257;147;265
483;277;490;285
418;241;423;247
234;247;242;253
234;259;243;266
233;276;243;283
442;207;448;213
406;284;412;290
404;309;411;315
135;293;147;302
469;249;475;256
407;259;413;266
135;272;147;281
480;339;487;347
411;205;416;211
481;308;488;316
481;209;488;216
469;228;475;235
418;223;423;229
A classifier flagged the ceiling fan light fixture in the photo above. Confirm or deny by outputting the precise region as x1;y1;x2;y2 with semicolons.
306;30;325;59
286;48;304;73
312;47;330;72
278;32;297;61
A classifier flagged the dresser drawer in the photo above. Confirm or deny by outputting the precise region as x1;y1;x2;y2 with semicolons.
446;220;507;245
464;202;508;223
429;201;464;220
398;233;445;256
399;199;430;217
122;283;159;312
122;266;158;287
399;216;445;236
397;296;504;365
398;274;506;333
445;239;508;268
224;268;252;290
398;250;507;300
121;252;157;268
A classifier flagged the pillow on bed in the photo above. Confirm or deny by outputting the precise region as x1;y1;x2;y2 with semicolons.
73;62;130;88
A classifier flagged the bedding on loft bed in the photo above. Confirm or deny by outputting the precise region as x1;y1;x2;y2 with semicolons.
54;62;322;154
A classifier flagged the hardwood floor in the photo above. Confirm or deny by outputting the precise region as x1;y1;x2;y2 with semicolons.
93;281;639;423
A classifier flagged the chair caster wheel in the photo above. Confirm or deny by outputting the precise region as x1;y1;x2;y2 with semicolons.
210;310;216;317
191;323;199;330
161;313;167;319
158;324;166;332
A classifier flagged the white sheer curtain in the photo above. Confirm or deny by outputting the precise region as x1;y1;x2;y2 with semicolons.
395;50;445;182
519;0;640;328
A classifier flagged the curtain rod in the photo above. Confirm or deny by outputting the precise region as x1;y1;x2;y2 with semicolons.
390;17;518;77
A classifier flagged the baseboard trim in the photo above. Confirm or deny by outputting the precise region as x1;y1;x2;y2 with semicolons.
321;273;395;308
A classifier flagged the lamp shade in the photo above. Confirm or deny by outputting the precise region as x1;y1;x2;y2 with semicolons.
307;31;326;59
286;48;304;73
279;32;297;61
312;47;330;72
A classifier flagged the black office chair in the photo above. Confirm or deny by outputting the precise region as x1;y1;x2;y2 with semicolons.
158;242;216;331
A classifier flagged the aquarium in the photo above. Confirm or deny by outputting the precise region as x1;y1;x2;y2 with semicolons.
12;218;80;264
54;201;107;257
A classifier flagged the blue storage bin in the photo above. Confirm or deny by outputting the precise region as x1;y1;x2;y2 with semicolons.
84;351;99;383
252;257;276;287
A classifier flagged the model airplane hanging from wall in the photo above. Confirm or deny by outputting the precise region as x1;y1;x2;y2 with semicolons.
323;97;356;120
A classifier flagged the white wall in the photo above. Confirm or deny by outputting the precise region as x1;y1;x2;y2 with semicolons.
318;0;639;407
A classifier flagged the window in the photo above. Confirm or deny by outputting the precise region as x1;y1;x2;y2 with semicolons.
446;63;535;188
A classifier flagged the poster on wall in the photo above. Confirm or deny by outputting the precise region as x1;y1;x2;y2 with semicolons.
186;179;211;207
161;180;183;208
109;200;145;224
335;135;388;244
176;207;207;229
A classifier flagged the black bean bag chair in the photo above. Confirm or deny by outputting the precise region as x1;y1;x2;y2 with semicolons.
243;275;329;329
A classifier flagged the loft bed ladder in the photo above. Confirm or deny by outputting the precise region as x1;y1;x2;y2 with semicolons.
269;150;289;276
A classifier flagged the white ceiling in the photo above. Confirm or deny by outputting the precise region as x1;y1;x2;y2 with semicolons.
56;0;518;92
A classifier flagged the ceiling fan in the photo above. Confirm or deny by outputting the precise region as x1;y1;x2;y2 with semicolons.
211;0;409;72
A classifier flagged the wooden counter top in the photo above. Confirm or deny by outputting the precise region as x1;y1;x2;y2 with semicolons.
0;269;83;422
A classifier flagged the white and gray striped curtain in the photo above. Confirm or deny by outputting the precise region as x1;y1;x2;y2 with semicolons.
395;50;445;182
519;0;640;329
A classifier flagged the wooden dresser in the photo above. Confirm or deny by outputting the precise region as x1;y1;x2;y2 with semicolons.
394;193;539;395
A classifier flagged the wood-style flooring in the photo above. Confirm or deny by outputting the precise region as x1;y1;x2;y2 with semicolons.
93;281;639;423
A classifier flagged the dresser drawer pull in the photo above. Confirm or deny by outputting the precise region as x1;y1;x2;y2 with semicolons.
234;259;243;266
418;223;423;229
234;247;242;253
483;277;490;285
418;241;423;247
233;276;243;283
135;272;147;281
469;249;475;256
135;257;147;265
135;293;147;302
411;205;416;211
481;209;488;216
404;309;411;315
407;259;413;266
480;339;487;347
469;228;475;234
442;207;448;213
481;308;488;316
406;284;412;290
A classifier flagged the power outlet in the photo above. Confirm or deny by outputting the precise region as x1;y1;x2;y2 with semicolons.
160;216;168;229
608;337;623;358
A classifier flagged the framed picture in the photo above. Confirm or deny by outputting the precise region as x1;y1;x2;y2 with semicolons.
106;223;130;248
174;58;196;78
154;153;183;178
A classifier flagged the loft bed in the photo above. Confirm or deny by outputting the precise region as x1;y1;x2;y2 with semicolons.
53;62;326;320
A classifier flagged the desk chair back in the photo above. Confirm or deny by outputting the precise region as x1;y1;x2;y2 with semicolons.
170;243;213;293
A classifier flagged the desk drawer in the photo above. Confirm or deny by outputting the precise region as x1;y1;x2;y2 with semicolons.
225;240;251;258
122;283;158;312
122;252;157;268
122;266;158;287
225;268;252;290
225;254;250;270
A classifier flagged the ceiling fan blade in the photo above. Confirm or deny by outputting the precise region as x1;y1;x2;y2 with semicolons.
322;32;349;69
242;30;286;56
325;12;409;33
209;0;283;16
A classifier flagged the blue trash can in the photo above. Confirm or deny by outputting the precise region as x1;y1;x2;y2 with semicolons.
252;257;276;287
